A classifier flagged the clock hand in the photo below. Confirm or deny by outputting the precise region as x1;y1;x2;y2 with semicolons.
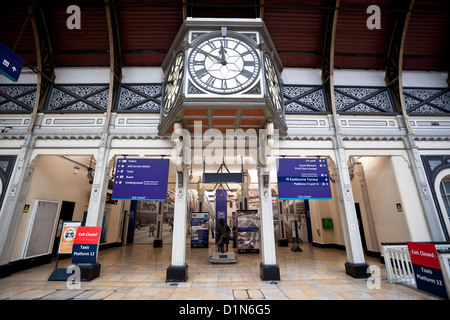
219;42;227;65
198;49;222;63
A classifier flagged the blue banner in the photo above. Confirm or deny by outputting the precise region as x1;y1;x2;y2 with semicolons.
215;189;227;241
112;158;169;201
277;158;332;200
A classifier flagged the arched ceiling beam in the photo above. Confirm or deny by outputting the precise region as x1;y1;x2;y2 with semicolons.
104;0;122;133
27;0;55;131
321;0;339;130
385;0;415;117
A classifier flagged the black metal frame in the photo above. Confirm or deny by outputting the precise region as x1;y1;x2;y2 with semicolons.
334;85;398;115
43;83;109;113
114;83;162;113
404;87;450;115
283;84;330;114
0;84;36;113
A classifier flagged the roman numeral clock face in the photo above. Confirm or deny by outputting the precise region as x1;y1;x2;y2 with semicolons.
162;52;184;117
264;53;283;115
188;34;260;94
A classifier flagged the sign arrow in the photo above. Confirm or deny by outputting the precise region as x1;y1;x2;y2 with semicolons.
11;67;16;72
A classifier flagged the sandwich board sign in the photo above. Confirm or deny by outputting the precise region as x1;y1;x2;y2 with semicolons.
72;226;102;264
407;242;448;299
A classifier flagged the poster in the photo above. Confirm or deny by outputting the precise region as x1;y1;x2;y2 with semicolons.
112;158;169;201
72;226;102;264
191;212;209;248
58;221;81;254
407;242;448;299
236;210;259;253
277;158;332;200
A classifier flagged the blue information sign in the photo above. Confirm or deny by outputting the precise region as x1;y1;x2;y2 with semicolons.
112;158;169;201
72;244;99;264
277;158;332;200
0;42;24;82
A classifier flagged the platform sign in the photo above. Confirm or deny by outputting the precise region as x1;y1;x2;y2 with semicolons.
191;212;209;248
0;41;24;82
277;158;332;200
407;242;448;299
58;221;81;254
72;226;102;264
112;158;169;201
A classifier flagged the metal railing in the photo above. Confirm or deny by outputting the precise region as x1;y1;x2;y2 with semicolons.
382;242;450;288
382;243;416;287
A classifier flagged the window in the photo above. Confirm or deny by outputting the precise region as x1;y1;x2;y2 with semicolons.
440;176;450;220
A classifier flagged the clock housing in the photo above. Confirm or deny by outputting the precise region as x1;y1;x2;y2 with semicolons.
158;19;287;136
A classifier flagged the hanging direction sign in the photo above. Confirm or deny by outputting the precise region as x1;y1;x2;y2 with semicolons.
0;42;24;82
112;158;169;201
277;158;332;200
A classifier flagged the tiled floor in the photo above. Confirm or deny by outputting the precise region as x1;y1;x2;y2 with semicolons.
0;242;441;300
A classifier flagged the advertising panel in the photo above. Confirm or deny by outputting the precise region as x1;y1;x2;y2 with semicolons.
191;212;209;248
236;210;259;253
58;221;81;254
112;158;169;201
277;158;332;200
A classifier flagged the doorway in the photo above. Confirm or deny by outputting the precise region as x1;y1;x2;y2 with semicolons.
52;201;75;255
354;203;367;253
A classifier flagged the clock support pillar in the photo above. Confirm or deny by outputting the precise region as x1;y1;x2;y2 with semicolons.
166;166;189;282
258;121;280;281
166;122;189;282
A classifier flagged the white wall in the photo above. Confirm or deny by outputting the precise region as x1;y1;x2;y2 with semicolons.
281;68;322;85
54;67;110;84
10;155;123;262
334;70;386;86
358;156;414;249
122;67;164;83
309;181;345;246
402;71;448;88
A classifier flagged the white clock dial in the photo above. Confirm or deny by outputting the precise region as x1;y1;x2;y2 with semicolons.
162;51;184;117
188;34;260;94
264;53;283;114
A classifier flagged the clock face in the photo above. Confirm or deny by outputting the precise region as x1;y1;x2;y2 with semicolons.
264;54;283;114
162;52;184;117
188;34;260;94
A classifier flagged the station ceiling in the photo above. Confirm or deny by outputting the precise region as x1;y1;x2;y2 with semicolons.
1;0;449;72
